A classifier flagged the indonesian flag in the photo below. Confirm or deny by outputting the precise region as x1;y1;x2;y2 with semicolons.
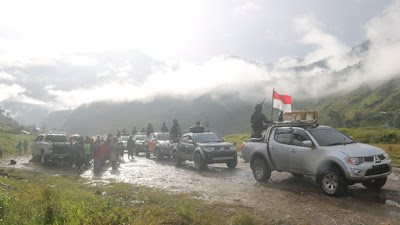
273;90;292;112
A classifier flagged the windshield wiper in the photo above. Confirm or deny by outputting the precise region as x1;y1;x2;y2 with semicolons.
327;143;344;146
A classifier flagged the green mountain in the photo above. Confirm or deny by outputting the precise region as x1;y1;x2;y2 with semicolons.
310;76;400;128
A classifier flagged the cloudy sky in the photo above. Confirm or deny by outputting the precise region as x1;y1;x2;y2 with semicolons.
1;0;400;117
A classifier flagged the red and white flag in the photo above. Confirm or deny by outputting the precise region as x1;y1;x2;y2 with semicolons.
273;90;292;112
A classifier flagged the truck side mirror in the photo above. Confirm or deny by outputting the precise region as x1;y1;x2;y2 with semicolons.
302;140;313;148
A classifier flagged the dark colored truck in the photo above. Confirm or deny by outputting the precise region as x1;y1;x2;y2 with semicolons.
241;122;392;196
169;129;237;170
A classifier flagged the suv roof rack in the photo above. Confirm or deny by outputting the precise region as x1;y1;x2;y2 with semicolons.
271;120;319;128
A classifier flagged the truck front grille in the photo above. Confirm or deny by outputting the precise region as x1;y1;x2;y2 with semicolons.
365;164;390;176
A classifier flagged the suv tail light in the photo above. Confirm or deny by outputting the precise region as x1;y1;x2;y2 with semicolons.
241;143;245;151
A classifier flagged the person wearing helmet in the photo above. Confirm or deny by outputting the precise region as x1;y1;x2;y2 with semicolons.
250;104;269;138
170;119;181;142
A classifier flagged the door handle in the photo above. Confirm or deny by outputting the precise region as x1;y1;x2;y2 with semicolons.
290;149;296;153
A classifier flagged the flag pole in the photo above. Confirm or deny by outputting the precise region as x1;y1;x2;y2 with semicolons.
271;88;274;123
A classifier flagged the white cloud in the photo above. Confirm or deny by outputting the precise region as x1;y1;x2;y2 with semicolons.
235;1;262;15
0;71;16;81
0;83;25;102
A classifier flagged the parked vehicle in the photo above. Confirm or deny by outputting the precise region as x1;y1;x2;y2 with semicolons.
30;132;71;165
241;122;392;196
146;132;170;160
169;127;237;170
133;134;147;156
119;135;130;149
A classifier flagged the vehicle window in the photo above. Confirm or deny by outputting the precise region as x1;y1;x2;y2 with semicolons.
181;135;189;143
156;133;170;141
135;135;146;141
274;128;292;145
35;136;43;142
121;136;129;141
193;133;223;143
308;127;354;146
44;135;68;142
293;131;310;146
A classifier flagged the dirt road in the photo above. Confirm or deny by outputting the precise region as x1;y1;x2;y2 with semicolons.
1;154;399;224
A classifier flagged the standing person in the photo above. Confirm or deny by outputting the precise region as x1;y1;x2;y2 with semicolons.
16;140;23;155
170;119;181;142
250;104;269;138
161;122;169;132
84;137;91;165
92;137;102;173
127;136;135;159
146;123;154;137
108;137;119;169
23;139;28;154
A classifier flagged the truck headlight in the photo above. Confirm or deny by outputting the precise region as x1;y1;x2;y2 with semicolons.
203;147;214;152
230;146;237;151
383;153;390;159
345;157;363;165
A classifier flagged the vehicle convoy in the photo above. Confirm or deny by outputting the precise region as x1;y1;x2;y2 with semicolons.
134;134;147;156
241;122;392;196
169;127;238;170
146;132;170;160
30;132;71;165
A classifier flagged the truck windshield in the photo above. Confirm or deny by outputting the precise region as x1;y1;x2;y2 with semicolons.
308;127;354;146
193;133;223;143
121;136;129;141
135;135;146;141
157;134;170;141
44;135;68;142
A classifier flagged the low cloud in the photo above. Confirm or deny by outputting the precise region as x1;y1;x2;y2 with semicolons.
0;70;16;81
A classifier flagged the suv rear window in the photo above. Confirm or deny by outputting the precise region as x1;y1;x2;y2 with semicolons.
44;135;68;142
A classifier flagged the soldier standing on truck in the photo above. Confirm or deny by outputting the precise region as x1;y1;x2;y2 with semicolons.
161;122;169;132
170;119;181;142
250;103;269;138
146;123;154;137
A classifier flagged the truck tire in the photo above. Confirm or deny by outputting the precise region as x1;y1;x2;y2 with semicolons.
252;158;271;182
362;177;387;190
172;150;182;167
40;152;48;165
226;157;237;169
319;167;347;197
194;152;207;170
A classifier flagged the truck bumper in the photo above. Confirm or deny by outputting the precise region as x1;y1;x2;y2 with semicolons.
345;160;392;182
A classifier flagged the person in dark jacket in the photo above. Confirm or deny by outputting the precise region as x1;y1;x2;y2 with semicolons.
250;104;269;138
170;119;181;142
127;136;135;159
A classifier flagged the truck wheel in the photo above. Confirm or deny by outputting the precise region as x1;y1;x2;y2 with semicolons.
145;148;150;159
155;149;162;161
319;168;347;197
362;177;387;190
226;157;237;169
40;152;47;165
252;158;271;182
172;150;182;167
194;152;207;170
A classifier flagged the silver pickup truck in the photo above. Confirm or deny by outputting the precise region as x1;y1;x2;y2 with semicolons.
242;124;392;196
31;132;71;165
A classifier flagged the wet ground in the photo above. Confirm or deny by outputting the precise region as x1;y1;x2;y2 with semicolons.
1;154;400;224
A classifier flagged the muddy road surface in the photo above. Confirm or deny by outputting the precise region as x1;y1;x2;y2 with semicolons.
1;154;400;224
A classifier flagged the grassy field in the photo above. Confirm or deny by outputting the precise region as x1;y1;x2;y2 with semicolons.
0;168;263;225
0;131;35;157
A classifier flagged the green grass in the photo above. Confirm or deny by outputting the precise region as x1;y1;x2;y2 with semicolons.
0;132;35;157
0;168;262;225
223;133;250;151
